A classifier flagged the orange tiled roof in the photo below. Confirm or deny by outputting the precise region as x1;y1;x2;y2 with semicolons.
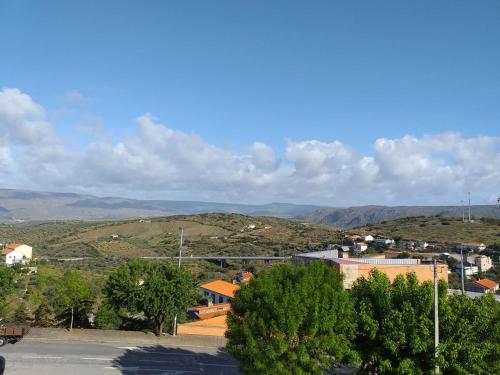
2;243;24;255
473;279;498;289
200;280;240;298
463;242;484;246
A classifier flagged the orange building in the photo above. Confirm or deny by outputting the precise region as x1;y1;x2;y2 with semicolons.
293;250;448;289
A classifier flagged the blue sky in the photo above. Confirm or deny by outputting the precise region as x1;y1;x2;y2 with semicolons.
0;1;499;205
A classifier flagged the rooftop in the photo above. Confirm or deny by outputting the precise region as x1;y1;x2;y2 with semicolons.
200;280;240;298
473;279;498;289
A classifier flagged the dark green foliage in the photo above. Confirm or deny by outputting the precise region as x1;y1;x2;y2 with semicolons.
13;302;29;323
95;301;122;330
0;266;15;300
351;270;447;374
439;293;500;374
0;266;15;317
105;259;197;335
33;301;55;327
226;262;357;375
53;270;94;328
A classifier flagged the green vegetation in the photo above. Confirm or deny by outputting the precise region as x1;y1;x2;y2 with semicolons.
358;216;500;247
352;270;447;373
227;262;357;375
105;259;197;335
227;264;500;374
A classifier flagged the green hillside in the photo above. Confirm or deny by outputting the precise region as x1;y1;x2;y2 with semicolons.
0;213;342;276
356;216;500;247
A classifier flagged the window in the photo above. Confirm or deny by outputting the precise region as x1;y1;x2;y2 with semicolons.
218;296;223;304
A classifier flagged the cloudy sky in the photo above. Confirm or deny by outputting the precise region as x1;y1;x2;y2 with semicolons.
0;1;499;206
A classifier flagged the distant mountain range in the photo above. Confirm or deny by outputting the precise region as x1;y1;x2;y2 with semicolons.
1;189;499;227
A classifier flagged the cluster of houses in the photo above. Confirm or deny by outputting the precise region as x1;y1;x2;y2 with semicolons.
176;271;254;336
0;243;33;265
345;234;396;254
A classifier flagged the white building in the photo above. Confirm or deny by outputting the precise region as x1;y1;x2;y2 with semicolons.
468;255;493;273
363;235;374;242
199;280;240;304
1;243;33;265
455;262;479;278
353;242;368;254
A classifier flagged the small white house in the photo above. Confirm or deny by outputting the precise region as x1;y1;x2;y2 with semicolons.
5;250;25;265
363;235;374;242
2;243;32;265
353;242;368;254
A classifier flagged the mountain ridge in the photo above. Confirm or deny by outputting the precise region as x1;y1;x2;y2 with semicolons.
1;188;499;227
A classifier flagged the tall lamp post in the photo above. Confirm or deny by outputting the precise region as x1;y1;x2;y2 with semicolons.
172;226;184;336
460;243;465;294
434;258;440;374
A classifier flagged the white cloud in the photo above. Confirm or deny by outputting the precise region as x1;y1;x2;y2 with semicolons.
0;88;54;145
1;88;500;205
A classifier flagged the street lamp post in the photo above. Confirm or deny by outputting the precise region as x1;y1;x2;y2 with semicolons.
172;226;184;336
460;243;465;294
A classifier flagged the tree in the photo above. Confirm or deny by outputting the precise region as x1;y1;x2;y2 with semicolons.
105;259;197;336
0;267;15;318
439;293;500;374
351;270;447;374
95;301;122;330
226;262;357;375
54;270;94;329
33;301;55;327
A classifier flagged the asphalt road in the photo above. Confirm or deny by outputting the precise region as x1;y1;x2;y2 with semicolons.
0;339;241;375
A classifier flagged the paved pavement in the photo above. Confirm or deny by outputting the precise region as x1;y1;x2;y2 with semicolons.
0;339;241;375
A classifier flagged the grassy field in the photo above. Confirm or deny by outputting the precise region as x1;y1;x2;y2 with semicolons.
356;216;500;247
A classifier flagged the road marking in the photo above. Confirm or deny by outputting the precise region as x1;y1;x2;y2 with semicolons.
25;356;64;359
82;357;113;361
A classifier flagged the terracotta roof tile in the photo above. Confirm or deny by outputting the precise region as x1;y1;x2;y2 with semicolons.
473;279;498;289
200;280;240;298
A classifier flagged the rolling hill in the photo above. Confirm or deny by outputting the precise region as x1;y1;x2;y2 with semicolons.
1;188;499;227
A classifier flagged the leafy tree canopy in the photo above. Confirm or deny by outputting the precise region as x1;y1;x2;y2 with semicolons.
105;259;197;335
351;270;447;374
0;266;15;301
439;293;500;374
226;261;357;375
54;270;94;328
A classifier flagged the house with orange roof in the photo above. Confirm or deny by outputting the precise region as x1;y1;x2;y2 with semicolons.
465;279;499;294
200;279;240;304
1;243;33;265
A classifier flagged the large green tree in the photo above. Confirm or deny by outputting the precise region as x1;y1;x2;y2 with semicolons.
351;270;447;374
439;293;500;374
226;261;357;375
105;259;197;335
54;270;94;329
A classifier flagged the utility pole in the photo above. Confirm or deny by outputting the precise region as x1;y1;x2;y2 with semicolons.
172;226;184;336
468;192;471;223
434;258;440;374
460;243;465;294
461;200;465;222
